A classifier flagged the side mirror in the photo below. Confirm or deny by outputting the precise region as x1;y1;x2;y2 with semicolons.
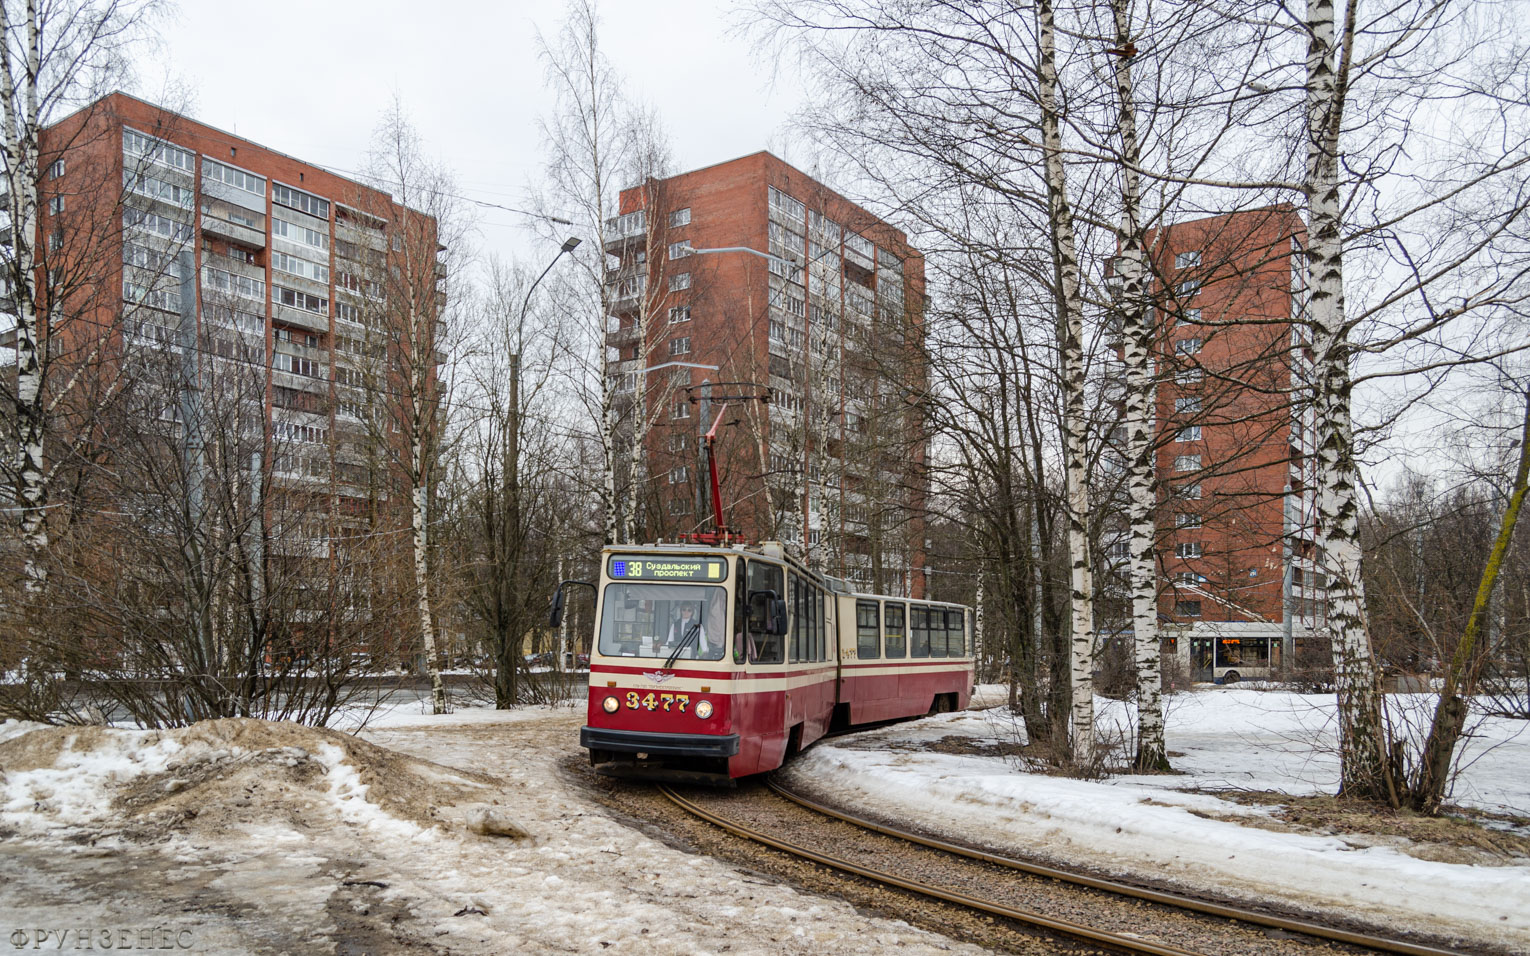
768;598;789;636
748;589;785;633
548;586;566;628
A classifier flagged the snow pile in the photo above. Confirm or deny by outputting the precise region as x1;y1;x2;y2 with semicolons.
785;688;1530;952
0;718;498;841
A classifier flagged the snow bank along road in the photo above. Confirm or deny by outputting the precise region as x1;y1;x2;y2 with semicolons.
779;690;1530;955
0;708;983;955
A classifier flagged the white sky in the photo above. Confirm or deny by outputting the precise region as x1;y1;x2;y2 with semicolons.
147;0;803;266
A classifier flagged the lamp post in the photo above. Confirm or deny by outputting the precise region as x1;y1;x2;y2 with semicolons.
512;237;579;680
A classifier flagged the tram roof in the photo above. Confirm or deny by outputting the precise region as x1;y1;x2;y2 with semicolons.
603;542;971;610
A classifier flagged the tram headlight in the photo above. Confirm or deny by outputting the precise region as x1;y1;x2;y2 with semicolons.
602;695;620;714
694;699;714;720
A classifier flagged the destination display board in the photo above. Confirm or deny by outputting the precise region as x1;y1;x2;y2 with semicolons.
608;554;727;582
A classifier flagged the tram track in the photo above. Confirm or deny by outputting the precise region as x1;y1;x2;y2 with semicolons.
658;779;1476;956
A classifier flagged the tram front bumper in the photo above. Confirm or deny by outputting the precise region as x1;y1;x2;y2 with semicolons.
581;726;740;758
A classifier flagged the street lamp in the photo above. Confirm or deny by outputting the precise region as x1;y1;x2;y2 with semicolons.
515;236;579;673
521;236;582;323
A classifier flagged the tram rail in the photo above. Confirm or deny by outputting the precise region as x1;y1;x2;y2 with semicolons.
658;780;1470;956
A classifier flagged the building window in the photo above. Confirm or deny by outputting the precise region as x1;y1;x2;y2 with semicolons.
669;272;691;291
272;215;329;251
1176;367;1204;385
1178;307;1202;326
768;185;805;222
123;128;194;171
47;230;62;252
47;196;64;215
1177;482;1202;499
1175;571;1205;585
1176;513;1202;528
669;465;688;484
669;207;691;228
273;284;329;315
272;182;330;220
672;400;691;419
273;251;330;283
669;305;691;324
1175;337;1202;356
669;336;691;356
1175;396;1202;414
669;433;690;452
1174;454;1201;472
1176;426;1202;442
1177;279;1202;297
203;158;265;196
669;498;689;515
1175;541;1203;558
1175;251;1201;269
47;160;64;180
668;240;692;260
1175;599;1203;617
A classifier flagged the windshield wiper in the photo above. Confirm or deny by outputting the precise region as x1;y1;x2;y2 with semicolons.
663;622;701;670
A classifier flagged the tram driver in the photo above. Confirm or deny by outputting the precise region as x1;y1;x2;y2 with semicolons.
665;600;722;660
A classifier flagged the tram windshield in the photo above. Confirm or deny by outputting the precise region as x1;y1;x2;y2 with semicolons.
598;583;729;662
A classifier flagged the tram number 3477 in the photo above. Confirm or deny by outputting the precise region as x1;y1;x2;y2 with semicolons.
626;691;690;713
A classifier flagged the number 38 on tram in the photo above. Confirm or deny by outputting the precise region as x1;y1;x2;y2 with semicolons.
551;541;975;783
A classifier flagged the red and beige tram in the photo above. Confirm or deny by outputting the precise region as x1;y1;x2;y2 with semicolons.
562;541;974;781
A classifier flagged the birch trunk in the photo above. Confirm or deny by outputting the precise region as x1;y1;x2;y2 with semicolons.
1305;0;1389;799
3;2;46;593
1038;0;1095;767
412;434;446;714
1109;0;1168;772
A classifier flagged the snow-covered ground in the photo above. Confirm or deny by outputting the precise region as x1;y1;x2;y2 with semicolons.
782;686;1530;952
1;687;1526;953
0;710;981;954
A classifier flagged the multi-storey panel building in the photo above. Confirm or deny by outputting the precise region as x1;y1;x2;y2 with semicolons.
603;152;928;596
12;92;443;660
1150;201;1321;679
1135;205;1324;680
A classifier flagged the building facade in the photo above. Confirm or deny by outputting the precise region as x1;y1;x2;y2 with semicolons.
1109;205;1324;680
13;92;443;664
602;152;928;596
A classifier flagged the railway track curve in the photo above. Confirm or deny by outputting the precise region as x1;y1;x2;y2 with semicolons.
658;779;1470;956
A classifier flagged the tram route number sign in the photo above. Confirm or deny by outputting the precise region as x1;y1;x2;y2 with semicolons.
609;555;726;582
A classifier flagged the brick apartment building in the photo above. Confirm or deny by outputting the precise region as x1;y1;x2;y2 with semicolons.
7;92;445;662
1109;204;1324;680
602;152;928;596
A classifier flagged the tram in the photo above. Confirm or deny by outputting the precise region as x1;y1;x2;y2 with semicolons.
553;540;974;782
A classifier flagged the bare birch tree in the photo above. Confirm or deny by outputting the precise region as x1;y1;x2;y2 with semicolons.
350;103;464;715
0;0;162;595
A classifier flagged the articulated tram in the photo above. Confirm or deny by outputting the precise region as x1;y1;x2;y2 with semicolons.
561;541;974;781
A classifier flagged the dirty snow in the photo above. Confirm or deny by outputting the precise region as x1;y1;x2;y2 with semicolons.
781;686;1530;953
2;689;1527;953
0;711;981;954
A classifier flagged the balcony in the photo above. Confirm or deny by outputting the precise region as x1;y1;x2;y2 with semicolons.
201;213;265;249
605;324;642;349
602;210;646;251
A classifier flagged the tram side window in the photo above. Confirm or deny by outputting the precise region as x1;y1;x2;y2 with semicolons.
806;583;817;662
946;609;964;657
817;588;827;661
747;561;785;663
733;558;748;665
884;603;906;658
911;606;931;658
856;600;880;659
795;569;807;660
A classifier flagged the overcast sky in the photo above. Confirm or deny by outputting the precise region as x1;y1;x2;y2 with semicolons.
149;0;804;266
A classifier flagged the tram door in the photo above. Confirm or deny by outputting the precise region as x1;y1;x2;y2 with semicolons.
1191;638;1214;682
